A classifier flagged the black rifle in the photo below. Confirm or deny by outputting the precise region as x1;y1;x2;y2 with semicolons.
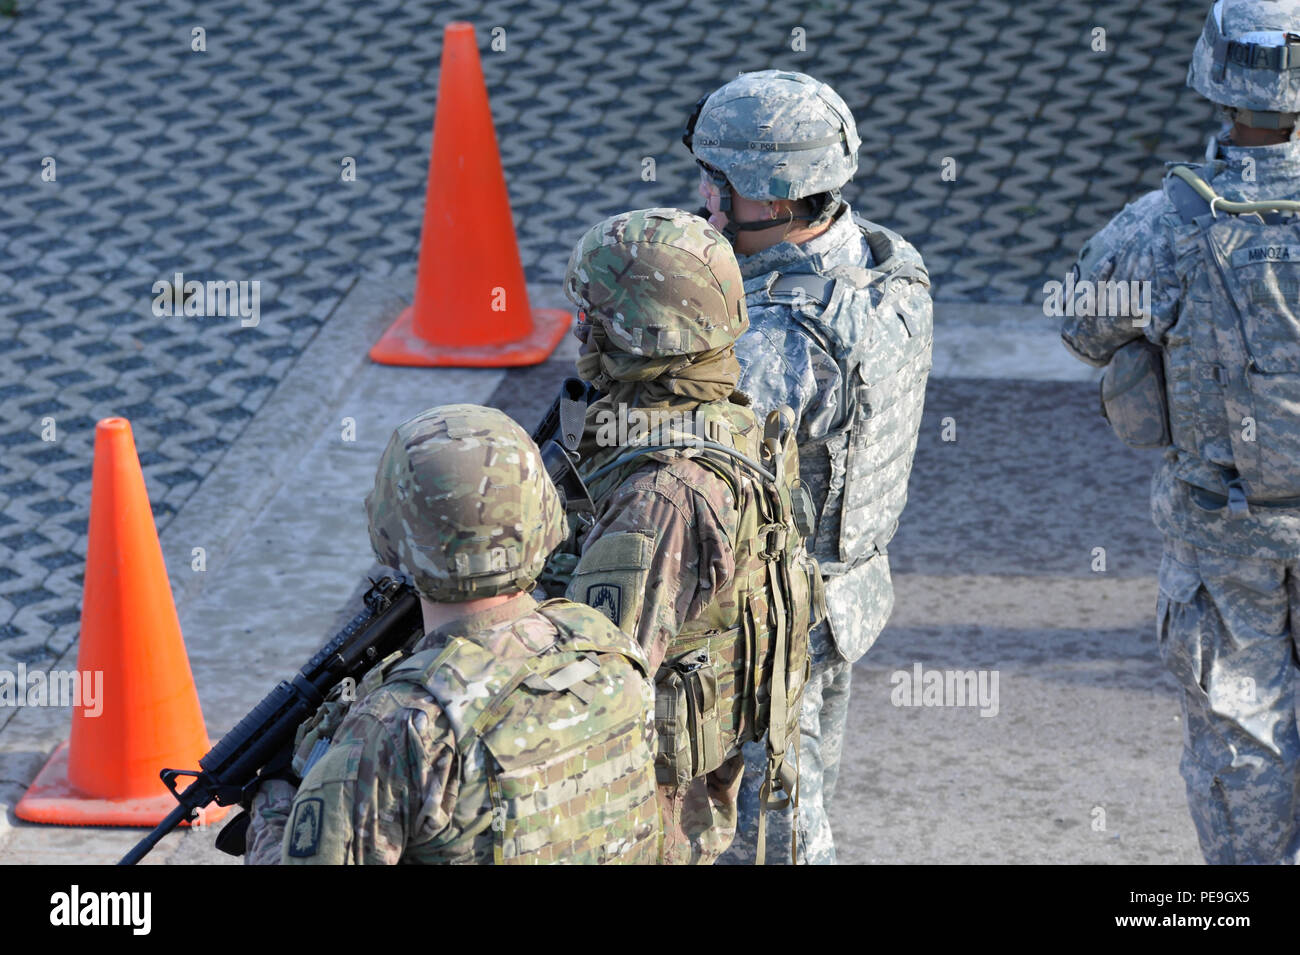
117;575;423;865
532;375;598;533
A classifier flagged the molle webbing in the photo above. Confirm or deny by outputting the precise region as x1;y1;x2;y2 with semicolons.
394;605;658;865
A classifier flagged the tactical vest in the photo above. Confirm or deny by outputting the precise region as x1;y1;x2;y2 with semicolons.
745;217;933;574
299;599;660;865
1161;163;1300;513
571;395;822;856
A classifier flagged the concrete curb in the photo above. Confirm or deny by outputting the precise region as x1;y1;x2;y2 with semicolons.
931;300;1097;381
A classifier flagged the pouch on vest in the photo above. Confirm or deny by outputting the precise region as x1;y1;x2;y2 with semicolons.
653;647;723;788
1100;338;1172;449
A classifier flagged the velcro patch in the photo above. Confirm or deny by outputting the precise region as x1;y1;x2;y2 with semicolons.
568;531;653;632
301;738;331;777
543;656;600;692
286;797;324;858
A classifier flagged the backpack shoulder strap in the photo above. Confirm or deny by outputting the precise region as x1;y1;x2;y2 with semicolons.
584;437;775;488
1165;163;1300;221
856;218;931;286
1164;164;1215;226
534;598;651;676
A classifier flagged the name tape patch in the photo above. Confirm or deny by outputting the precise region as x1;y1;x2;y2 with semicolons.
1231;245;1300;268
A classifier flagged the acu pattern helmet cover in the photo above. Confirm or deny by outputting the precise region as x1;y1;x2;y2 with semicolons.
365;404;564;601
1187;0;1300;126
563;207;748;357
685;69;861;201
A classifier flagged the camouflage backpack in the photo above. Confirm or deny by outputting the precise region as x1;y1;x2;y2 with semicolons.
568;396;824;859
1159;162;1300;511
291;599;661;864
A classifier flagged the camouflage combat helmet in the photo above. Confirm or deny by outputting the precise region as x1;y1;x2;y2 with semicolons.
365;404;565;601
563;207;748;357
684;69;860;231
1188;0;1300;129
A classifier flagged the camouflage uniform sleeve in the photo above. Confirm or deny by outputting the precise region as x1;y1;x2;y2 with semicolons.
280;685;459;865
736;302;842;445
243;778;298;865
1059;189;1181;366
567;461;736;672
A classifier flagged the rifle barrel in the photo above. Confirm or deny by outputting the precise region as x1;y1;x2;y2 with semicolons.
118;801;195;866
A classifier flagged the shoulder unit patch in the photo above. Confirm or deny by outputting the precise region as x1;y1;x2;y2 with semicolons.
586;583;622;623
287;797;324;858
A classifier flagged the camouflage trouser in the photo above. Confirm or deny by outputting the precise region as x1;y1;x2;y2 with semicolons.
717;620;853;865
657;752;745;865
1157;536;1300;865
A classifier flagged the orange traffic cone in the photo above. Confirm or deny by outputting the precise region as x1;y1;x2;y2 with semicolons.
369;21;571;367
15;418;226;827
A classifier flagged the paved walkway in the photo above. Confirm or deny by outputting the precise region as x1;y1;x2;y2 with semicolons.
0;0;1215;863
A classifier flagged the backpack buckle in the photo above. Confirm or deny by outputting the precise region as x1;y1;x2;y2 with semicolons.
759;522;787;560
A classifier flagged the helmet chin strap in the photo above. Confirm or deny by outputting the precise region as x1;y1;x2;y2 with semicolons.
699;164;832;244
724;193;838;245
714;179;813;243
729;209;811;232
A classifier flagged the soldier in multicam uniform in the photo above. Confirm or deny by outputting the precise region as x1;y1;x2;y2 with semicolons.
683;70;934;864
561;208;819;865
1060;0;1300;864
244;404;660;865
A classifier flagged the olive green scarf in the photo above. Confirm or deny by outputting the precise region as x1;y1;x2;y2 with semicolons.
575;322;740;459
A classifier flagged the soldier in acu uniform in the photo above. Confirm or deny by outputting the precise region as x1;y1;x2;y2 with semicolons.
1061;0;1300;864
684;70;934;864
245;404;660;865
561;208;819;865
